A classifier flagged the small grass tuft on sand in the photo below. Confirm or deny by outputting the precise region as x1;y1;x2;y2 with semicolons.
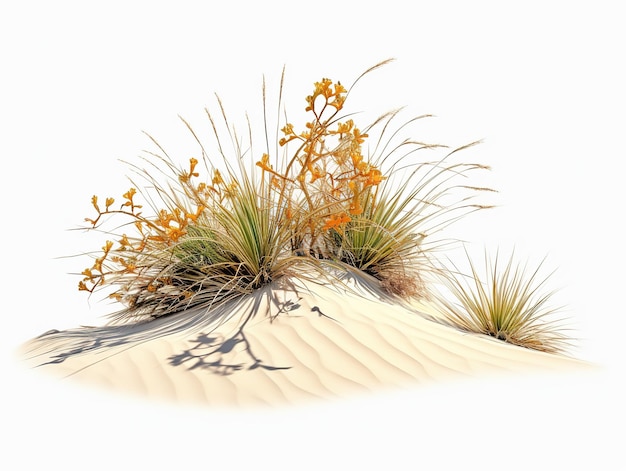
434;249;572;354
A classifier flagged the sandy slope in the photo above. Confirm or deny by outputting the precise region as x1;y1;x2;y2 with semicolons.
19;276;592;407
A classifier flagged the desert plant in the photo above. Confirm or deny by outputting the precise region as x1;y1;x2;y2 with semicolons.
76;59;493;323
269;65;494;298
79;134;309;323
76;64;388;322
434;249;571;354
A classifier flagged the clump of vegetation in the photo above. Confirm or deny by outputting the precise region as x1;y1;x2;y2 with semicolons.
434;249;572;354
76;59;494;325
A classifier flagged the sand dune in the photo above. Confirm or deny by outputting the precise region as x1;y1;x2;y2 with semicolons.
19;275;592;407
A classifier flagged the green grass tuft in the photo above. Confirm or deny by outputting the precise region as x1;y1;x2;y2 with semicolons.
434;249;572;354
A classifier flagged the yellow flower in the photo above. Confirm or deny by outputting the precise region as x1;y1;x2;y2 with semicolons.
279;124;299;146
224;181;239;199
255;153;273;172
166;226;186;242
197;182;207;193
212;169;224;186
189;157;199;178
329;94;345;110
305;78;346;112
306;78;332;111
122;188;136;204
322;213;351;231
281;123;295;136
365;168;386;186
122;188;142;211
255;154;286;182
334;120;354;135
309;165;325;183
313;78;331;98
353;127;368;144
357;161;369;174
334;82;347;95
186;205;205;222
179;158;200;183
351;151;363;168
349;200;363;215
157;209;173;228
117;257;136;273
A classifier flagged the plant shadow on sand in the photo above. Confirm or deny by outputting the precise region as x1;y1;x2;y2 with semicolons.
167;330;292;375
21;281;324;377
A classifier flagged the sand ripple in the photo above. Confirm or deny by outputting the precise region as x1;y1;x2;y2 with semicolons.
20;278;592;407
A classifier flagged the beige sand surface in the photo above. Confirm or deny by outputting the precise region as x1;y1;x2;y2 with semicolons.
20;275;592;407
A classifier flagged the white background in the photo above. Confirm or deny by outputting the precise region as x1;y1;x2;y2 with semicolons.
1;1;624;469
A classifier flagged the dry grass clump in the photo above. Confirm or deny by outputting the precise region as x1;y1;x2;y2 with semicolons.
76;59;494;324
434;249;572;354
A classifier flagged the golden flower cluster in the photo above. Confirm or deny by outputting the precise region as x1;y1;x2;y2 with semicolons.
257;78;385;243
